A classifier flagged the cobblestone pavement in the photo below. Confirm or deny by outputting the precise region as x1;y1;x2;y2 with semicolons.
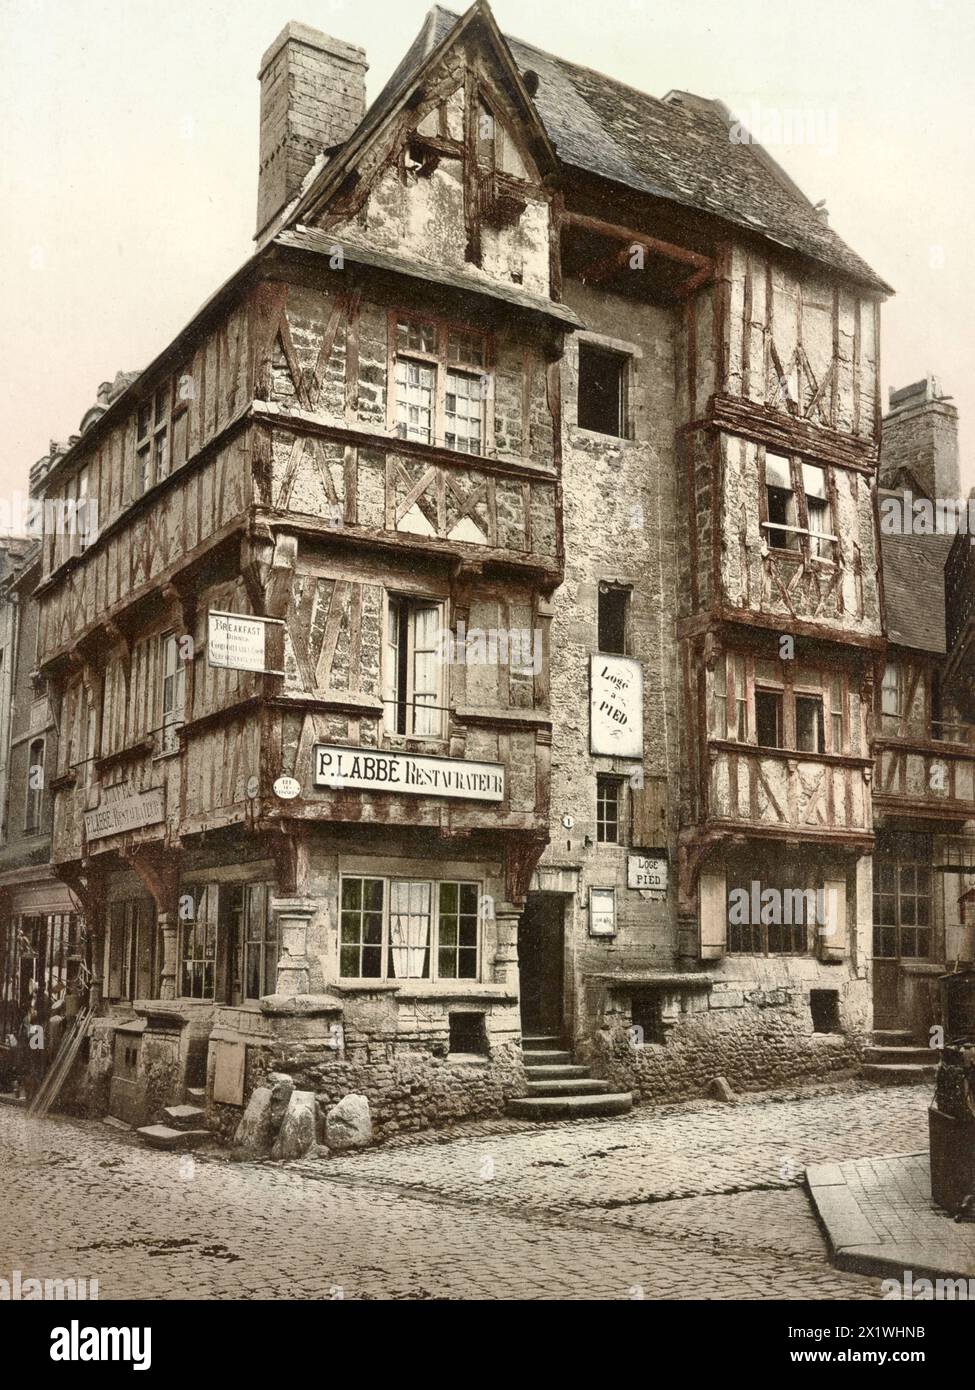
0;1081;930;1301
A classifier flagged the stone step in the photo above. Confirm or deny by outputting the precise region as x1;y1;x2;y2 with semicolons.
863;1045;937;1067
137;1125;210;1150
522;1049;572;1066
861;1063;938;1085
162;1103;207;1130
871;1030;914;1046
507;1091;633;1121
525;1078;612;1097
521;1035;564;1050
522;1063;589;1080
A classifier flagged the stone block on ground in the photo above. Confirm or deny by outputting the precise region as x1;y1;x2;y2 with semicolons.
267;1072;294;1130
708;1076;738;1103
234;1085;274;1153
325;1093;373;1151
271;1090;318;1160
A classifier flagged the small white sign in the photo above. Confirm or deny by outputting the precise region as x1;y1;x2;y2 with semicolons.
590;655;643;758
207;611;283;674
627;852;668;894
314;745;504;802
589;886;617;938
273;776;301;800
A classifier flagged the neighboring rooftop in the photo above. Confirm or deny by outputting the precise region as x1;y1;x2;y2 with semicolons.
879;493;954;654
353;4;889;293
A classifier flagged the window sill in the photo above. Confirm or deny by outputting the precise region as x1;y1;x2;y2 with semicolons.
570;425;635;447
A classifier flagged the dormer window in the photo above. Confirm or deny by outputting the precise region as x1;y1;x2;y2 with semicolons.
135;386;171;497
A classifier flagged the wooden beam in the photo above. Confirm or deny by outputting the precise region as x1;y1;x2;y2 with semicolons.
562;209;711;270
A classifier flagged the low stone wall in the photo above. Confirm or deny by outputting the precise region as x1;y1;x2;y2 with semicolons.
587;995;862;1102
209;1039;525;1145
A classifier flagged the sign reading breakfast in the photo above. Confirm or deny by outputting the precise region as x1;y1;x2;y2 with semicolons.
314;745;505;802
590;654;644;757
208;610;282;674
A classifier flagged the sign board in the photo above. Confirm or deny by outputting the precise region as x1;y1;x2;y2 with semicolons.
590;655;643;758
84;786;164;842
207;611;283;675
588;886;617;938
273;776;301;800
627;851;669;899
314;745;504;802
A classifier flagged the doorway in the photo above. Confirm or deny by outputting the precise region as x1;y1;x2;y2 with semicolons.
872;833;933;1031
518;893;565;1037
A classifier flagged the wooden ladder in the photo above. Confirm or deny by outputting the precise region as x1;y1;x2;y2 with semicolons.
27;1006;94;1118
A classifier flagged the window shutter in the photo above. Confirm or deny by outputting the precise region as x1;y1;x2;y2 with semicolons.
819;879;847;961
630;776;668;849
699;870;726;961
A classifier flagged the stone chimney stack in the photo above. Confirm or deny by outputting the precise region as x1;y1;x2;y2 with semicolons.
879;376;960;502
256;22;368;241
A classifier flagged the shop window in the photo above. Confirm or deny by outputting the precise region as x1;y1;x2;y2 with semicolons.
339;876;480;981
727;875;813;955
384;596;444;738
597;584;628;654
219;882;278;1003
810;989;841;1034
755;690;783;749
596;775;622;844
179;885;216;1000
449;1011;489;1055
577;343;628;437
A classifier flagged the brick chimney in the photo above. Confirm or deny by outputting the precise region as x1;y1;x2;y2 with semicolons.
879;376;960;502
256;22;368;241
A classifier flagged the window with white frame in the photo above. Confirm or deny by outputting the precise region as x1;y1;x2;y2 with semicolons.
392;316;488;454
339;876;480;980
763;452;836;559
384;595;444;738
160;632;186;753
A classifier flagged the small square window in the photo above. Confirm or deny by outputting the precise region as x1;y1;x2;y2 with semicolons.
578;344;628;437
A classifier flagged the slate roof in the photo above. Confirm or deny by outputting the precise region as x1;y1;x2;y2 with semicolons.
879;490;954;654
358;5;889;294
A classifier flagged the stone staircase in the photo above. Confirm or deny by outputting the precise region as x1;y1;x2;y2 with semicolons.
137;1100;209;1150
506;1034;633;1121
862;1029;939;1084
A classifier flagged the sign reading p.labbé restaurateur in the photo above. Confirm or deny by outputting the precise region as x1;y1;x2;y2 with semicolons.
314;745;504;802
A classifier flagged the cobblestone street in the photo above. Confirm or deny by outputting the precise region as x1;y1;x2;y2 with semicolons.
0;1081;931;1300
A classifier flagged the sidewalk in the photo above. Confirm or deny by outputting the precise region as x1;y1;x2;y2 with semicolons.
806;1151;975;1282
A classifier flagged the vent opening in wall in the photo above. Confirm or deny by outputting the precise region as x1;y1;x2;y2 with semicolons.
630;994;666;1046
810;989;841;1034
449;1011;489;1056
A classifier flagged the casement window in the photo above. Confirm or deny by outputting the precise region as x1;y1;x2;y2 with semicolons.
384;595;444;738
577;343;629;437
339;876;481;981
135;385;171;497
180;884;217;1000
873;837;931;960
763;452;836;559
392;315;489;454
106;899;156;1001
795;695;825;754
25;738;44;832
177;881;276;1004
712;652;747;741
755;690;783;749
596;775;623;844
727;874;815;955
881;662;902;723
597;583;629;654
160;632;186;754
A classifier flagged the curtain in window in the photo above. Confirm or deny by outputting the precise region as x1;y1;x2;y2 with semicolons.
388;880;431;979
412;605;440;736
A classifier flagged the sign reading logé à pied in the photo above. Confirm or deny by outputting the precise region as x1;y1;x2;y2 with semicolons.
314;745;505;802
590;654;643;758
207;611;284;674
627;851;668;894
